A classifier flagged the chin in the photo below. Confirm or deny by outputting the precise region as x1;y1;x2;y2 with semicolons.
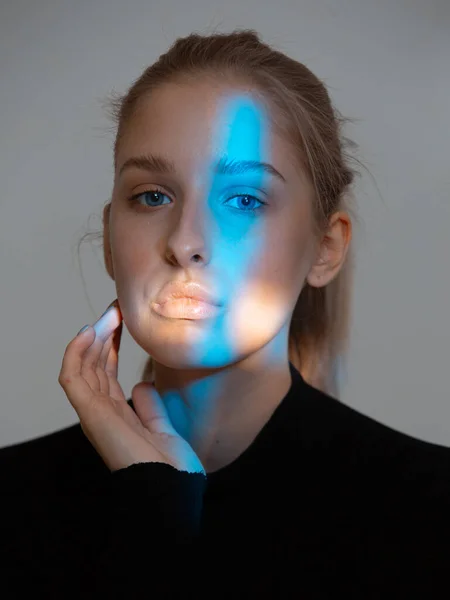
149;339;262;373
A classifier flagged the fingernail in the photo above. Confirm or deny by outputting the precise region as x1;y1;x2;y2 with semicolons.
101;300;117;317
77;325;90;336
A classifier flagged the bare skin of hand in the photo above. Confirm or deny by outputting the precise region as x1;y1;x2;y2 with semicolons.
58;299;205;475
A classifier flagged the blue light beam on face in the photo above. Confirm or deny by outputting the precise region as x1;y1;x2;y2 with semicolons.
183;92;281;370
131;86;300;448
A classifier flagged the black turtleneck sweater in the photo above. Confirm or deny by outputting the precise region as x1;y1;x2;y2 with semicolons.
1;363;449;598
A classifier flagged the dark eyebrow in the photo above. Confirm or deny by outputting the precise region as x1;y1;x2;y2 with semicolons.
118;153;286;183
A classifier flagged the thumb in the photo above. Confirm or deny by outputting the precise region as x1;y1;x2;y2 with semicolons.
131;382;178;437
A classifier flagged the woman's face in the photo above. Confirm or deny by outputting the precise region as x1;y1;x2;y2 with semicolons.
105;80;325;372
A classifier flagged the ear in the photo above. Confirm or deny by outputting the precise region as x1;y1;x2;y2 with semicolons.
306;211;352;288
103;203;114;280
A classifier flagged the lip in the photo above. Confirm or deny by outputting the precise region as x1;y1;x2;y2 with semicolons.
151;298;222;320
154;281;222;307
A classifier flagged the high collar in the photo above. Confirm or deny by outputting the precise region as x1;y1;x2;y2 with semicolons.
126;361;309;491
203;361;308;492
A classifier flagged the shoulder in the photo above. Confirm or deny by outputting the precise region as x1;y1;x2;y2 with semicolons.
287;378;450;500
0;421;109;493
284;380;450;549
302;378;450;454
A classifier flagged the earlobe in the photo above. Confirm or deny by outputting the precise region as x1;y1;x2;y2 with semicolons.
306;266;326;288
305;253;327;287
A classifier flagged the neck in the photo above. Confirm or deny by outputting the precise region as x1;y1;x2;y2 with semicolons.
153;354;292;474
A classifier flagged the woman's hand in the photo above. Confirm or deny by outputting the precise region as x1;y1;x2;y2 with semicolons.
58;300;205;475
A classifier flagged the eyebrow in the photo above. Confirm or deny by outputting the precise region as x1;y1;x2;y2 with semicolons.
118;153;286;184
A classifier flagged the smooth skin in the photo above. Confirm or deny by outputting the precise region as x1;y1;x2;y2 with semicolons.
58;301;205;474
59;79;351;475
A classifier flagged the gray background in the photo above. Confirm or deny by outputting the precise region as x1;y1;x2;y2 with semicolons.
1;0;449;448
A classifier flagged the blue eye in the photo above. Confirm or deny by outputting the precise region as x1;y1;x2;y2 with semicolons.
129;189;171;208
128;189;268;214
223;194;267;213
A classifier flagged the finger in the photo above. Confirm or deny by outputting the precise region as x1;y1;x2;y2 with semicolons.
97;327;115;388
82;304;122;391
58;326;99;414
83;304;118;370
104;321;123;380
96;335;114;395
98;319;123;395
132;383;178;437
94;300;122;342
102;319;123;370
58;300;122;419
105;324;126;403
80;330;105;393
98;333;114;371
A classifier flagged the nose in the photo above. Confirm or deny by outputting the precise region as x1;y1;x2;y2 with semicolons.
164;197;212;268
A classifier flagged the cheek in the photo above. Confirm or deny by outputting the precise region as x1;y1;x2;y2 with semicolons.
110;217;158;276
109;225;160;316
221;229;307;346
107;206;312;361
248;218;310;299
227;279;291;348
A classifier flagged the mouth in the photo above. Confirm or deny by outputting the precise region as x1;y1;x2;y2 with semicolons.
154;280;222;308
151;297;222;320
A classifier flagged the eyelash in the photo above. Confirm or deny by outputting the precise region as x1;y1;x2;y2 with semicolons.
127;187;268;214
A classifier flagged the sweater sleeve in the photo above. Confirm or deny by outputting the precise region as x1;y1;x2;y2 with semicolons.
80;461;207;598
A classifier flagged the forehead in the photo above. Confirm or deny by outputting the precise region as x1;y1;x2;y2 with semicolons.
117;81;301;177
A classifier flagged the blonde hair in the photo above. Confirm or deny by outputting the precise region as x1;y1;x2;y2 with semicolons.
79;29;364;398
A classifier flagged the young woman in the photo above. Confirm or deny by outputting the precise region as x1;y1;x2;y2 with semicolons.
3;29;449;598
